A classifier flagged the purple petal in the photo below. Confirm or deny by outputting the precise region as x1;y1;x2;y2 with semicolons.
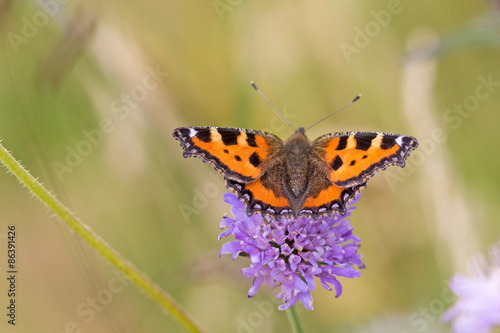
281;243;293;256
218;228;233;240
219;241;242;256
223;192;244;208
219;191;364;311
299;290;314;310
330;266;362;278
289;254;301;272
248;275;266;298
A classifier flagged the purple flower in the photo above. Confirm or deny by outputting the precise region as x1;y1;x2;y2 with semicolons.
219;193;365;310
441;241;500;333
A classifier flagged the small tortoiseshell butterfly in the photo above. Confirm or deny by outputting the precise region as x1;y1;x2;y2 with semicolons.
173;84;418;220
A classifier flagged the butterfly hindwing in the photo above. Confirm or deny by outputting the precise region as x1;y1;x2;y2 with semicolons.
226;170;294;218
298;165;366;217
173;127;282;183
313;132;418;188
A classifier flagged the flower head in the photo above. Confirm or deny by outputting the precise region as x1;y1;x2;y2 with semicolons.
442;241;500;333
218;193;365;310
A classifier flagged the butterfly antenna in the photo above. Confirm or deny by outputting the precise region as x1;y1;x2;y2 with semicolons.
305;94;361;132
250;81;296;131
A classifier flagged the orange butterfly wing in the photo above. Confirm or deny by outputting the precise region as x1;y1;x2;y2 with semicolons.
293;132;418;218
174;127;294;217
313;132;418;188
173;127;282;183
297;166;366;218
226;176;294;218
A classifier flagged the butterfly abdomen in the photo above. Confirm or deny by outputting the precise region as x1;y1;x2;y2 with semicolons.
282;130;314;214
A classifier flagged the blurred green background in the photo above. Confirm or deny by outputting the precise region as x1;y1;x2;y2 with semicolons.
1;0;500;332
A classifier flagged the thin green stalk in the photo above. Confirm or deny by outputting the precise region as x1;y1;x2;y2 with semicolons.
287;305;305;333
0;141;205;333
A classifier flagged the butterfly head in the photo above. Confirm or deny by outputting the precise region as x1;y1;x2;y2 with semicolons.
284;127;312;155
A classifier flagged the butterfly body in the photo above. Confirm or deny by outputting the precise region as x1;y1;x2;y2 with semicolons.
173;126;418;220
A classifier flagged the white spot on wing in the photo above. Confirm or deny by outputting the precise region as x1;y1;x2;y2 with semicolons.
396;136;404;147
189;128;197;137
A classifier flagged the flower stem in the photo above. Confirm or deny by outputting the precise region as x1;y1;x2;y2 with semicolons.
0;142;206;333
287;305;305;333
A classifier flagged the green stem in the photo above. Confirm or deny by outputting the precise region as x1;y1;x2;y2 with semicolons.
287;305;305;333
0;142;206;333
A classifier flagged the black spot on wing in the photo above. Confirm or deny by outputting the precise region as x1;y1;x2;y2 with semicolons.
246;132;258;147
362;155;368;159
218;129;239;146
380;135;397;150
402;136;418;150
223;149;229;154
350;160;356;166
331;155;343;171
176;128;191;138
355;133;377;151
249;152;261;168
235;155;242;162
336;136;348;150
195;130;212;143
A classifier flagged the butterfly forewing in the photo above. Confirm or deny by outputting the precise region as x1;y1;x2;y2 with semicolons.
173;127;282;183
313;132;418;188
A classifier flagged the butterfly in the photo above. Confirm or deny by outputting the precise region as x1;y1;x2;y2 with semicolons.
173;125;418;220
